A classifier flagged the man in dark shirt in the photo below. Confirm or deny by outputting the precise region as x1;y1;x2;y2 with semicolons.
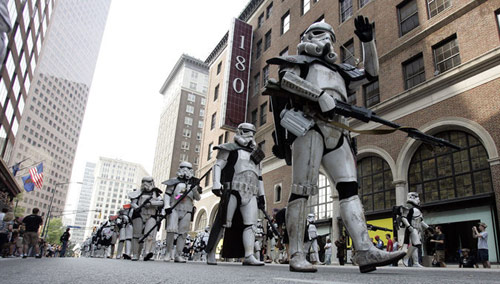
430;225;446;267
59;228;71;257
274;208;289;264
459;248;477;268
22;208;43;258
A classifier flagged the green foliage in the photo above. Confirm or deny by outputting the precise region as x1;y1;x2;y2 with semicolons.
13;193;26;218
45;218;65;244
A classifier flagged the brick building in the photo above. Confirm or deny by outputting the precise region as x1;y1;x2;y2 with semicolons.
194;0;500;263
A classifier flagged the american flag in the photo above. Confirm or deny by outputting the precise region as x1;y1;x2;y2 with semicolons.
29;163;44;189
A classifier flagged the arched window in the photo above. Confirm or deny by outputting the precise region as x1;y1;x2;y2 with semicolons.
308;173;332;220
408;131;492;204
195;210;207;231
357;156;395;212
274;184;282;203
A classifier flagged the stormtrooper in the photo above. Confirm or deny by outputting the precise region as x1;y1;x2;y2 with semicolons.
129;177;163;261
400;192;431;268
206;122;266;266
162;161;201;263
194;226;210;261
254;219;265;261
304;213;320;265
115;206;133;259
265;17;406;272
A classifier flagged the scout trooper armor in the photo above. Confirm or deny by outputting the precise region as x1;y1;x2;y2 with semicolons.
130;177;163;261
115;208;133;259
162;162;201;263
401;192;430;268
206;123;266;266
266;17;405;273
254;219;265;261
305;214;320;264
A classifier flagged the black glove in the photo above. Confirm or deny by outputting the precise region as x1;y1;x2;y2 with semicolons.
426;226;435;234
164;207;173;216
197;186;203;194
354;16;374;42
257;195;265;210
212;188;222;197
272;145;285;159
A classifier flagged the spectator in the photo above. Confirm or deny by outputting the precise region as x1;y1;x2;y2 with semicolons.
59;228;71;257
0;208;8;221
0;211;14;257
392;236;399;266
323;239;332;265
385;234;393;252
473;222;490;268
430;225;446;267
335;235;346;266
22;208;43;258
374;235;384;250
459;248;477;268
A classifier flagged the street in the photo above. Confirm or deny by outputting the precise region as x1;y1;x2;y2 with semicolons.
1;257;498;284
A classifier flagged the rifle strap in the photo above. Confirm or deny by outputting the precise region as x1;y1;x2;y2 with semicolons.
324;119;413;135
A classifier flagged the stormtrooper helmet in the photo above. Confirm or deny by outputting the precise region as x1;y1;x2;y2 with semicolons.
297;22;337;64
407;192;420;207
234;122;256;147
307;213;315;223
141;176;155;192
177;161;193;180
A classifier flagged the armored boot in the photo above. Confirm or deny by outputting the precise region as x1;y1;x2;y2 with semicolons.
287;198;316;272
174;234;187;263
144;238;154;261
340;196;406;273
131;238;140;261
116;241;124;259
242;226;264;266
164;233;174;262
110;244;115;259
123;240;132;259
404;245;423;268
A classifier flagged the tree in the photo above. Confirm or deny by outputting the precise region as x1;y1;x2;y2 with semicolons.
45;218;65;244
12;192;26;218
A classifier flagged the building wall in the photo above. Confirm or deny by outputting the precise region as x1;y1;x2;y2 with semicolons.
72;162;95;244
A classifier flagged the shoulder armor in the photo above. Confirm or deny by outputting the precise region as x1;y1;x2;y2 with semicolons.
128;190;141;199
213;143;242;152
162;178;181;187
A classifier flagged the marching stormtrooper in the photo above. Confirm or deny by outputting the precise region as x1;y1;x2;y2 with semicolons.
266;17;406;272
162;161;201;263
129;177;164;261
304;213;320;265
194;226;210;261
206;122;266;266
254;219;265;261
400;192;431;268
115;207;133;259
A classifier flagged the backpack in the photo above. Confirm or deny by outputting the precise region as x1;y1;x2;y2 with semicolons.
392;205;404;230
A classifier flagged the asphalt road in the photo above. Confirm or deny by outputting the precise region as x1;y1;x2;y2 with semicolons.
1;257;498;284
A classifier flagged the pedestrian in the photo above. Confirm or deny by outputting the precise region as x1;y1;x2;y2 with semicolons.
59;228;71;257
323;239;332;265
335;235;346;266
473;222;490;268
21;208;43;258
385;234;393;252
0;211;14;257
459;248;477;268
374;235;384;250
392;236;399;266
430;225;446;267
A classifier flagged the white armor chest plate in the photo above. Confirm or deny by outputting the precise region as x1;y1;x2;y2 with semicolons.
411;207;424;227
171;182;194;211
306;63;347;101
234;149;260;176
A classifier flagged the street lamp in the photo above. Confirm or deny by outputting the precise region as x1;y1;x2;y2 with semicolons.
41;181;83;239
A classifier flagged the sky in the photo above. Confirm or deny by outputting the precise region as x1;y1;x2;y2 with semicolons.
64;0;251;221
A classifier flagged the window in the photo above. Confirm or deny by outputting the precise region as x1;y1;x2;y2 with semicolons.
197;132;202;140
195;145;200;153
408;131;492;204
359;0;371;8
183;129;191;138
184;117;193;126
186;105;194;114
217;62;222;74
199;108;205;117
251;109;258;126
433;35;460;74
195;210;208;231
358;156;396;212
214;84;219;101
363;80;379;107
340;0;353;23
341;39;355;66
264;30;272;51
224;131;229;143
280;47;289;56
497;10;500;33
207;142;213;160
260;102;267;126
180;153;188;162
181;141;190;150
201;98;206;105
403;54;425;90
281;11;290;35
218;134;223;145
266;2;273;19
427;0;451;18
253;73;261;96
302;0;311;15
258;13;264;28
191;71;198;79
198;120;203;128
189;82;197;90
274;184;282;203
210;112;216;130
262;65;269;86
187;93;196;102
398;0;419;36
255;40;262;59
307;173;333;220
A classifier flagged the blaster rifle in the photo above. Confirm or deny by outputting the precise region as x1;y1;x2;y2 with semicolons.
367;223;392;232
260;208;281;239
139;169;211;243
